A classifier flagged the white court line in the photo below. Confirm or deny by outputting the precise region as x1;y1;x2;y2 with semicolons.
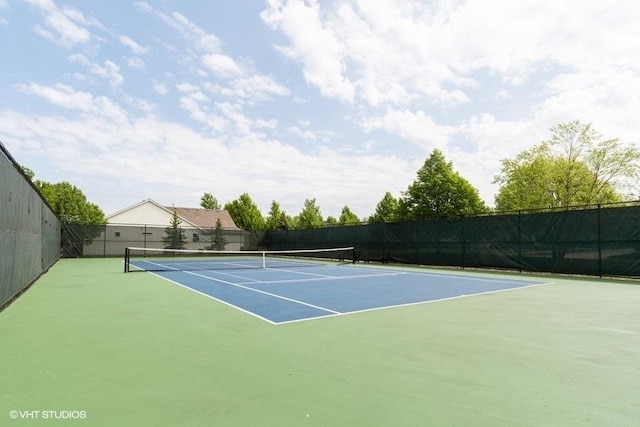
276;280;555;325
235;271;406;286
182;270;341;315
324;263;546;286
141;261;554;325
196;268;263;284
147;272;279;325
265;267;337;279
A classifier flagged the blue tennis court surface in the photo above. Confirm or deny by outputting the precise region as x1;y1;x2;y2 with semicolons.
135;261;551;324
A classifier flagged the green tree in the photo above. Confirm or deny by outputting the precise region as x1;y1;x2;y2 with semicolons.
209;218;227;250
494;121;638;211
277;212;293;230
338;205;360;225
200;192;221;210
326;216;338;225
265;200;293;230
162;210;187;249
295;198;324;228
368;192;400;223
36;181;106;224
21;166;35;181
224;193;265;230
401;149;488;220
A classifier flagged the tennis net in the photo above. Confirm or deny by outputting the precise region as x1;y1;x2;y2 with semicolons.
124;246;355;273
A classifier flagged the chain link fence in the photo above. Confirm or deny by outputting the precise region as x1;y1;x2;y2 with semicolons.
63;223;264;258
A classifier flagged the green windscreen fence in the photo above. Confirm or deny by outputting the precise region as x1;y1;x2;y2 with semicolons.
264;205;640;277
1;142;61;308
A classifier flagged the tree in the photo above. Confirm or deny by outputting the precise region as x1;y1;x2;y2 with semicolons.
494;121;639;211
369;192;400;223
21;166;35;181
338;205;360;225
35;181;106;224
200;192;221;210
265;200;293;230
163;210;187;249
209;218;227;250
295;198;324;228
400;149;488;220
224;193;265;230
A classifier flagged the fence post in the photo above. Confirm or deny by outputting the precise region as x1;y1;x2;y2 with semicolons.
382;222;387;263
103;223;107;257
460;216;466;269
598;204;602;278
518;210;522;272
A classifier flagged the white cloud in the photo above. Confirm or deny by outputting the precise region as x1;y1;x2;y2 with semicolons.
15;82;93;111
204;75;290;103
25;0;93;47
361;108;452;151
262;0;355;103
140;2;291;106
153;83;168;95
125;56;145;69
261;0;640;113
68;54;124;88
0;108;412;217
14;82;129;124
201;53;243;78
288;126;337;142
5;0;640;216
119;35;149;55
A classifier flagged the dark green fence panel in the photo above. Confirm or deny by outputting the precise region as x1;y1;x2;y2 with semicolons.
1;141;61;308
599;206;640;276
263;203;640;278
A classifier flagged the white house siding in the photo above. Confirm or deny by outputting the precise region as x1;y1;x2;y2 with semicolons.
107;201;176;226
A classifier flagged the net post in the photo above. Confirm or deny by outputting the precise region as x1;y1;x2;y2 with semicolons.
262;251;266;269
351;247;356;264
124;247;129;273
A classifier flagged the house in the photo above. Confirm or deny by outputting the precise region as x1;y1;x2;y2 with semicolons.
106;199;239;230
80;199;254;256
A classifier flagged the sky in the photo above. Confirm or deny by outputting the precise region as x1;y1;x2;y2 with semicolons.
1;0;639;219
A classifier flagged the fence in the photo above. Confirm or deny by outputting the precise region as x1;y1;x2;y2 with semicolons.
1;141;61;308
63;223;264;257
264;204;640;278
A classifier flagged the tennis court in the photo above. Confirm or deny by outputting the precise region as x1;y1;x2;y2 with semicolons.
127;248;550;324
3;257;640;427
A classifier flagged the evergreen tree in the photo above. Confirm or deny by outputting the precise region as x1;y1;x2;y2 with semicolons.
265;200;293;230
200;192;221;210
163;210;187;249
210;218;227;250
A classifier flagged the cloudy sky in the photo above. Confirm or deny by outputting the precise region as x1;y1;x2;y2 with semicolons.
1;0;638;219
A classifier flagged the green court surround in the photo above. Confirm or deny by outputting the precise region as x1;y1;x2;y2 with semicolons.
2;258;639;426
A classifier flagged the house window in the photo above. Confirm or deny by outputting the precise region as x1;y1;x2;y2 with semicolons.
192;233;200;243
115;232;121;237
